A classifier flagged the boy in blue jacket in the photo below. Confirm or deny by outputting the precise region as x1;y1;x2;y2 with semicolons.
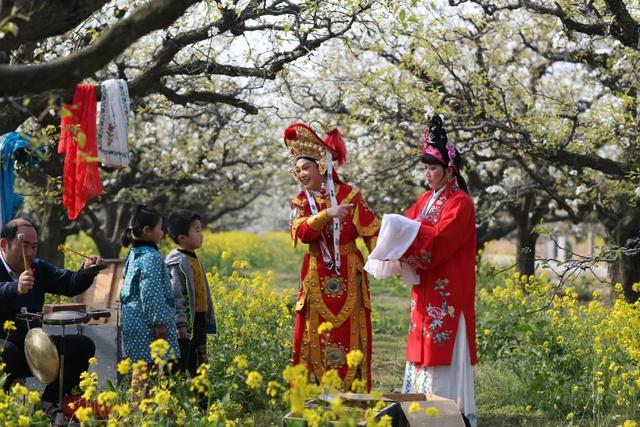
165;210;216;375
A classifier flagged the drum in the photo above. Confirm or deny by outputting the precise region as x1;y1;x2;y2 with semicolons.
24;328;59;384
42;310;90;326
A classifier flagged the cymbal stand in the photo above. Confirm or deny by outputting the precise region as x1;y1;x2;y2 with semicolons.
52;323;66;427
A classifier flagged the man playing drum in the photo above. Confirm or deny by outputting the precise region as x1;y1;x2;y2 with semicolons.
0;218;103;412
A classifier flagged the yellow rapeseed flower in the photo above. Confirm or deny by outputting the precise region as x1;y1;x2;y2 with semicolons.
75;406;93;423
267;380;281;397
140;398;156;413
11;383;28;396
112;403;130;417
97;390;117;406
191;364;211;394
302;408;321;427
3;320;16;331
623;421;637;427
408;402;421;413
28;390;40;404
221;250;231;260
330;397;345;416
232;260;249;270
234;355;248;369
346;349;363;368
150;338;170;360
317;321;333;335
116;358;132;375
18;415;30;427
88;357;97;365
351;378;366;393
424;406;441;417
132;360;148;374
245;371;263;389
82;386;96;401
320;369;342;392
377;415;393;427
154;389;171;406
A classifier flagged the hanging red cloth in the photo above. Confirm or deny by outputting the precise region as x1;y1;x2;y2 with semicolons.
58;84;102;220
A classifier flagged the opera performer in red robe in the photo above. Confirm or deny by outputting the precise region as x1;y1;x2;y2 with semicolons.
365;115;477;425
284;121;380;392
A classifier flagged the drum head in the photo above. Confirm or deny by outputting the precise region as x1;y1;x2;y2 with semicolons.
43;310;89;325
24;328;59;384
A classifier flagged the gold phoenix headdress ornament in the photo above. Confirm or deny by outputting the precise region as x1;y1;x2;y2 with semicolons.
283;121;347;175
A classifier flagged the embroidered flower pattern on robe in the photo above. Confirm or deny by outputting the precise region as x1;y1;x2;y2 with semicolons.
420;184;459;225
425;278;455;343
403;249;432;269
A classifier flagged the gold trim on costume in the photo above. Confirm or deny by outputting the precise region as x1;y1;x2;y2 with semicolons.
307;210;331;231
353;203;382;237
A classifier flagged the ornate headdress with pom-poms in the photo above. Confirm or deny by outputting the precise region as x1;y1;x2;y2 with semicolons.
283;121;347;175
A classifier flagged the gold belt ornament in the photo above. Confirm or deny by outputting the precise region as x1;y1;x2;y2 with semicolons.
309;241;357;257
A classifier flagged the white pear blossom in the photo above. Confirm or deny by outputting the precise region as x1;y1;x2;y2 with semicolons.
486;185;508;196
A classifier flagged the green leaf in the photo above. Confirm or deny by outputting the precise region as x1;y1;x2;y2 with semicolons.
60;105;72;118
77;131;86;148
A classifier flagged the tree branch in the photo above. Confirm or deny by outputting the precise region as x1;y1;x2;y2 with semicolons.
0;0;109;53
0;0;199;95
155;84;258;114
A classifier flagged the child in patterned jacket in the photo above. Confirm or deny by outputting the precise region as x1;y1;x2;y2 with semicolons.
120;205;180;373
165;210;216;376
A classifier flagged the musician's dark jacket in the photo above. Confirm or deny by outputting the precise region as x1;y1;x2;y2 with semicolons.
0;257;95;342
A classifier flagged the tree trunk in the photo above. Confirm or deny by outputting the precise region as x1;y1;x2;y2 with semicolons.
37;199;72;268
509;193;547;277
515;223;538;277
83;202;133;259
612;206;640;302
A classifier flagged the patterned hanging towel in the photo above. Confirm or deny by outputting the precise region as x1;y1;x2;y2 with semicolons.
97;79;130;168
0;132;31;223
58;84;102;220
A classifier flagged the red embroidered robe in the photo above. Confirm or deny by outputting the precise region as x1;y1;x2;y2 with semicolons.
401;181;478;367
290;183;380;391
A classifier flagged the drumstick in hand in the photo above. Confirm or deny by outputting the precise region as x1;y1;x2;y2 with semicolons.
16;233;29;271
58;245;92;259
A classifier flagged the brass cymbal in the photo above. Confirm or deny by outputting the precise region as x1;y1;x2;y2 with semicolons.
24;328;59;384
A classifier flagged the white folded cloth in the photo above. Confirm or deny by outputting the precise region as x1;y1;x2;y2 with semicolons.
97;79;130;168
364;214;420;284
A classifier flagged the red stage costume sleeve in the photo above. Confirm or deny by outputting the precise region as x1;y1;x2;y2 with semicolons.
351;192;380;252
58;84;102;220
402;195;475;270
290;195;330;246
404;200;420;220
